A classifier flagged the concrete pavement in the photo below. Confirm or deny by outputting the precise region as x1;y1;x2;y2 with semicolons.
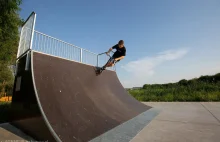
1;102;220;142
131;102;220;142
0;123;35;141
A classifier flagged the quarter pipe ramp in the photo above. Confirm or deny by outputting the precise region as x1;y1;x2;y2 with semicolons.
11;51;158;142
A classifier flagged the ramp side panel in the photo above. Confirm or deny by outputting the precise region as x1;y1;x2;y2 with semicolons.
32;51;151;142
11;53;56;141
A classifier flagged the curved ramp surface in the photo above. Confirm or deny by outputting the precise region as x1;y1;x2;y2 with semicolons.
31;51;152;142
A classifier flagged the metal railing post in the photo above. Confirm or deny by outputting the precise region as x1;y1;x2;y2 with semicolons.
80;48;83;62
97;55;99;67
30;13;36;49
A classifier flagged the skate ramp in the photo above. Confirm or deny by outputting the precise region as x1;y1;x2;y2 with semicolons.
12;51;159;142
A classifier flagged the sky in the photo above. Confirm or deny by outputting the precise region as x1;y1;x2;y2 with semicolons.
19;0;220;88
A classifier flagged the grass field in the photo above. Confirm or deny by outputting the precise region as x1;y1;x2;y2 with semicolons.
128;73;220;102
0;102;12;123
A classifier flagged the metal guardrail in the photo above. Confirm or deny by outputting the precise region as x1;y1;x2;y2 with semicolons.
33;31;103;67
16;11;116;71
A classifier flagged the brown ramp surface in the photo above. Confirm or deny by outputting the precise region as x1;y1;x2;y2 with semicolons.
31;51;152;142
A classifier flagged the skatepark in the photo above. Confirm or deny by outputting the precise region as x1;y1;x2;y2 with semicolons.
0;12;220;142
1;102;220;142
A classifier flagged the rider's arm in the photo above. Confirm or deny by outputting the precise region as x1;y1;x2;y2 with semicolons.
106;47;113;54
107;44;117;54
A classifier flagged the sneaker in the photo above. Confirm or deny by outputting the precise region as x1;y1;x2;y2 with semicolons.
96;68;102;74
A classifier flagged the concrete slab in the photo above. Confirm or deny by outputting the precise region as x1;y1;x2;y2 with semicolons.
0;123;35;141
131;120;220;142
201;102;220;123
1;102;219;142
131;102;220;142
143;102;220;125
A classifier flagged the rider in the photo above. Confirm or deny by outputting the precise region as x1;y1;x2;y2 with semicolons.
99;40;126;72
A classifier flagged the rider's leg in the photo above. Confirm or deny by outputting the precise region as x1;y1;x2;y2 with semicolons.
105;62;114;68
101;62;113;70
100;59;119;72
101;58;115;70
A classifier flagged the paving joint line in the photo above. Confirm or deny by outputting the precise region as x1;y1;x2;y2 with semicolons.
155;119;220;126
200;102;220;124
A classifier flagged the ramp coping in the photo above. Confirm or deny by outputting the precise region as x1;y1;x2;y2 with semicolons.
32;50;115;71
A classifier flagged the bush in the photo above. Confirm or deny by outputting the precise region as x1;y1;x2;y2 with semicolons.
129;73;220;102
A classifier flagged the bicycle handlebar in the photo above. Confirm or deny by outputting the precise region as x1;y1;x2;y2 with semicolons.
98;51;114;57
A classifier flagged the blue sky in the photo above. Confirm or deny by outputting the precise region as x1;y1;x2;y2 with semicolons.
19;0;220;88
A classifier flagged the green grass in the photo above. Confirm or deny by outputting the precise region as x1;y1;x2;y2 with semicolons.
0;102;40;124
128;81;220;102
0;102;12;123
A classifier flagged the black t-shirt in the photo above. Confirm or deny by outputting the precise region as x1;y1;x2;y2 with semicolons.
112;44;126;59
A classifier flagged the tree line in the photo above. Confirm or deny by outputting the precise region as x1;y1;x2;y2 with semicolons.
0;0;23;98
128;73;220;102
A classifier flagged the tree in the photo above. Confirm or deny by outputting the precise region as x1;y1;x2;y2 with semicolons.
178;79;188;86
0;0;23;96
214;73;220;82
0;0;23;64
143;84;151;89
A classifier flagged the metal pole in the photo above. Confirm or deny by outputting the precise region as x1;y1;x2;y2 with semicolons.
80;48;83;62
30;13;36;49
97;55;99;67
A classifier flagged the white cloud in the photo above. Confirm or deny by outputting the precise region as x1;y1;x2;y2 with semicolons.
157;49;189;60
120;48;189;88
